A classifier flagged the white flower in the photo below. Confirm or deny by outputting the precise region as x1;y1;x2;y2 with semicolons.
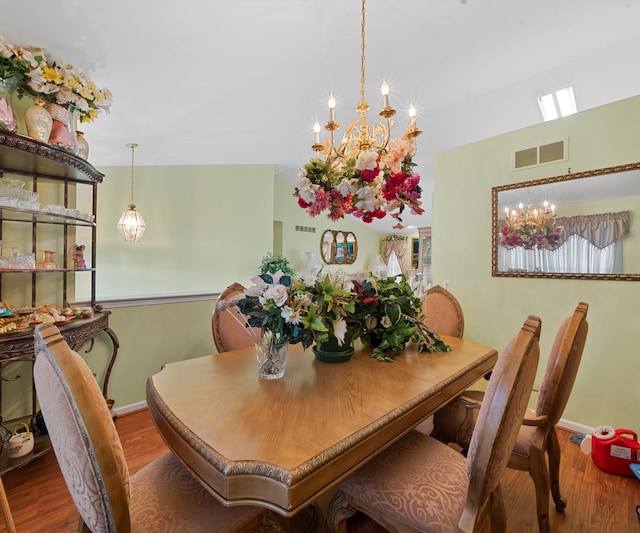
354;185;376;211
381;316;392;328
299;183;319;204
245;276;267;297
267;270;286;284
300;270;319;287
281;306;301;325
336;178;355;197
355;150;378;171
261;284;288;307
332;318;348;346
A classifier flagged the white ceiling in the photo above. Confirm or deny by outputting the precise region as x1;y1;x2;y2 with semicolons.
3;1;640;233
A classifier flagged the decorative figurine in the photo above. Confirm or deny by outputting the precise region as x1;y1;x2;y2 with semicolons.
70;244;86;268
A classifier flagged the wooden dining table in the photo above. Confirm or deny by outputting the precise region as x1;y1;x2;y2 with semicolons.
146;336;497;521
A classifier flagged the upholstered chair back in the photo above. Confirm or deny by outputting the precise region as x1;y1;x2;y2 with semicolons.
461;315;540;530
535;302;588;426
34;323;130;532
422;284;465;338
212;282;261;353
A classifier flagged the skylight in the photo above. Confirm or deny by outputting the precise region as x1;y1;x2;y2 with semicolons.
537;87;577;121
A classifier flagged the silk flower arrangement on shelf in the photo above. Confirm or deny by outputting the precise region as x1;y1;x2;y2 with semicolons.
0;34;112;123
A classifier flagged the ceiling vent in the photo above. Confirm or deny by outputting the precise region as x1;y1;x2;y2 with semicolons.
514;140;566;169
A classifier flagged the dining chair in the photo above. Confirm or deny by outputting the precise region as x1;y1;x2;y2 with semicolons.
421;284;464;338
212;282;260;353
326;315;541;533
415;284;465;436
432;302;589;533
33;323;266;533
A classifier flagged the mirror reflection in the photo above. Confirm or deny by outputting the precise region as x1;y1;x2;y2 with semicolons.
321;230;358;265
492;163;640;280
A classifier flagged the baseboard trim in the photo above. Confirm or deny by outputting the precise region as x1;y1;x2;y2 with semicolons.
557;418;594;435
114;400;147;416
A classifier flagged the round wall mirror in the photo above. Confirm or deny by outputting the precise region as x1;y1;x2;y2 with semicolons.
320;230;358;264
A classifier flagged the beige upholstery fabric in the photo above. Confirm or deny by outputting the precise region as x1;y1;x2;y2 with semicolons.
34;326;129;532
213;283;261;353
34;324;264;533
327;316;541;533
466;338;538;495
339;431;468;533
130;452;261;532
422;285;464;338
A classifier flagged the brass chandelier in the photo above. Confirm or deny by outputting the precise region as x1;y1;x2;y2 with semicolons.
295;0;425;226
311;0;421;161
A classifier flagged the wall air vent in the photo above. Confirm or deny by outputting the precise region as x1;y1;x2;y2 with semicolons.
295;225;316;233
514;139;566;169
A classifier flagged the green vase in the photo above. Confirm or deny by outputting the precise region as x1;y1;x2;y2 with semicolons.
312;335;354;363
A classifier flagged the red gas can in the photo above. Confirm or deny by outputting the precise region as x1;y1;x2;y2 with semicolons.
591;428;640;478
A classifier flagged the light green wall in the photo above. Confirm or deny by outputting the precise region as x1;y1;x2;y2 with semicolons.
434;94;640;430
96;164;276;297
88;301;216;407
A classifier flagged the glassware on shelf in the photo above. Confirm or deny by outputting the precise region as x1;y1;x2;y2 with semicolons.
36;250;58;269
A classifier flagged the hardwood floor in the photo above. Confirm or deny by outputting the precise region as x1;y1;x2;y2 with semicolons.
0;409;637;532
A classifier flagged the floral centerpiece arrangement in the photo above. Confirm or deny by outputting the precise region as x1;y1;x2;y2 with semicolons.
217;255;450;368
351;274;450;361
232;269;358;351
295;137;424;228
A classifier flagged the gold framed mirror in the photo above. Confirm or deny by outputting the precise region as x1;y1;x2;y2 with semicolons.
321;230;358;265
492;162;640;280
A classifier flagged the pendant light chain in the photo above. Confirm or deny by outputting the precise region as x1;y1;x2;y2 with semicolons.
360;0;366;107
126;142;138;207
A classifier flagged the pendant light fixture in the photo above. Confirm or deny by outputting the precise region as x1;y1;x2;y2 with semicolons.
117;143;146;242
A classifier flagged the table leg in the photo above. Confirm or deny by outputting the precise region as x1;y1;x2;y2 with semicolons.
0;476;16;533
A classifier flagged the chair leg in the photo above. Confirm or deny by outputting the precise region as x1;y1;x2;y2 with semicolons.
0;476;16;533
325;490;357;533
489;484;507;533
547;427;567;512
529;446;551;533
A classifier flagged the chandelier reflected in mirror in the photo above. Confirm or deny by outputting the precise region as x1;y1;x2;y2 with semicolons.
500;200;563;250
295;0;424;228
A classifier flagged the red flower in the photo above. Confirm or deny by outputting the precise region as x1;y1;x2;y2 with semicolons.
298;196;311;209
360;164;380;183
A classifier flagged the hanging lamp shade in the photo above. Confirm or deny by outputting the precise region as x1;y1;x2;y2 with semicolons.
117;142;146;242
117;203;146;242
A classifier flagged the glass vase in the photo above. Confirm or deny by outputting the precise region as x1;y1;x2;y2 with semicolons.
0;77;18;133
45;102;77;153
75;131;90;159
24;99;53;142
36;250;58;269
255;338;288;380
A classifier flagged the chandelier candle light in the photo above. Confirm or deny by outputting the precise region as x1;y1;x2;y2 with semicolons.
117;143;147;242
500;199;563;250
295;0;424;228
